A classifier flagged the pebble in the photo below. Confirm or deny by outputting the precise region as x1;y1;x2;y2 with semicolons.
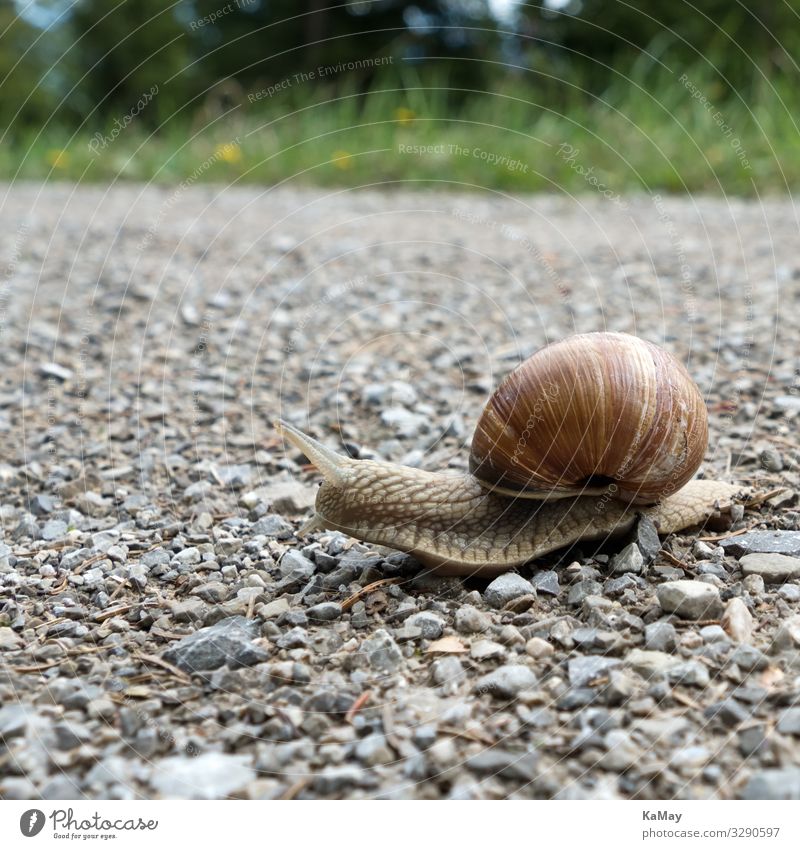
360;629;403;671
611;543;644;574
742;768;800;800
465;749;539;781
777;708;800;736
455;605;491;634
470;639;507;661
729;644;769;671
41;519;68;541
531;570;560;596
740;552;800;583
307;602;342;622
162;617;264;672
625;649;681;677
474;664;537;699
568;655;621;688
644;621;677;653
771;615;800;653
722;597;753;643
525;637;554;659
720;531;800;558
656;580;723;620
405;611;445;640
484;573;535;608
151;753;255;799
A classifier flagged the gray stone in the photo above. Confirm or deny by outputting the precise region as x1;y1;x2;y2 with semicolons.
777;708;800;736
470;639;507;661
172;547;201;566
142;548;170;568
631;516;662;563
771;615;800;653
251;515;293;538
354;734;394;766
465;749;539;781
484;573;535;609
730;644;769;671
162;616;262;672
611;543;644;574
779;584;800;602
41;519;68;541
568;580;603;605
313;765;378;794
644;621;677;652
430;656;465;688
704;699;751;727
361;629;403;671
568;655;621;688
720;530;800;558
531;570;560;596
700;624;728;643
455;605;490;634
307;602;342;622
625;649;681;677
29;494;55;515
656;580;723;620
740;552;800;583
668;660;710;687
742;768;800;800
193;581;229;603
151;752;255;799
475;664;537;699
405;611;445;640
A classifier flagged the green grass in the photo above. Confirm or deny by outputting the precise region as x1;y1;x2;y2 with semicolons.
3;63;798;194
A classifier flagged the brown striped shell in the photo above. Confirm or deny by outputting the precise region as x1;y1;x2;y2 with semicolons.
469;332;709;505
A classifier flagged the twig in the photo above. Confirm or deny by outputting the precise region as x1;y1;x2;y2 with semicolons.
345;690;372;722
341;578;404;612
134;651;191;684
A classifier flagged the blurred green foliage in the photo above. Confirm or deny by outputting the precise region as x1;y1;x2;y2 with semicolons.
1;0;798;191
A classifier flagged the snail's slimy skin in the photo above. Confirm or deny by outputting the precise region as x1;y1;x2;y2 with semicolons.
276;420;746;577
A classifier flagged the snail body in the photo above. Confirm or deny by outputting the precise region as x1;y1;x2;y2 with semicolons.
277;332;743;576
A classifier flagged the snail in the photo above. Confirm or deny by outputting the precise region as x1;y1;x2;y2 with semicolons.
276;332;745;577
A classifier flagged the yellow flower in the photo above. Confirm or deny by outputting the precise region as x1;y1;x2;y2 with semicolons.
215;142;242;164
46;149;69;169
332;150;353;170
394;107;416;126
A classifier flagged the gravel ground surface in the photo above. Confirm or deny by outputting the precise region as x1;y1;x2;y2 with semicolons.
1;184;799;800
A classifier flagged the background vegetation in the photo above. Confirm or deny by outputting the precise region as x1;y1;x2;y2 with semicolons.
1;0;798;193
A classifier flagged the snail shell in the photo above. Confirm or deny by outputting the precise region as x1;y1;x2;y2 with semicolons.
469;332;709;505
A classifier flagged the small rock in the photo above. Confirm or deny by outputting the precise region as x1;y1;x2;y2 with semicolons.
484;573;535;609
29;494;55;515
700;624;728;644
759;448;784;472
720;531;800;558
470;639;507;661
656;580;723;620
531;570;560;596
611;543;644;574
259;598;290;619
430;656;465;689
722;597;753;643
0;627;23;650
406;611;445;640
151;753;255;799
631;516;661;563
361;629;403;671
644;621;677;652
354;734;394;766
729;644;769;672
742;768;800;800
625;649;681;677
41;519;68;541
259;480;316;514
740;552;800;584
251;515;294;538
162;616;262;672
465;749;539;781
568;655;621;688
704;699;751;728
525;637;554;660
475;664;537;699
668;660;710;687
455;605;490;634
307;602;342;622
771;615;800;653
39;362;73;381
777;708;800;736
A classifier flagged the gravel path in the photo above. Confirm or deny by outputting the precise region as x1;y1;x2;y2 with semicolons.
1;184;799;800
